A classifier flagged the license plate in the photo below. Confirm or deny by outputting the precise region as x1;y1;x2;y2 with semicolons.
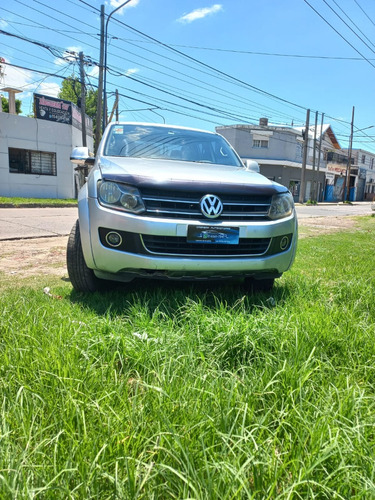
187;225;239;244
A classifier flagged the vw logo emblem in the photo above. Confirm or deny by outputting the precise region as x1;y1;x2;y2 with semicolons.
200;194;223;219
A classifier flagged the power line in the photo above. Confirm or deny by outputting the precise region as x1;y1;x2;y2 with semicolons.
0;27;297;126
111;18;310;112
330;0;375;52
321;0;375;56
302;0;375;70
1;23;303;128
354;0;375;28
0;29;67;60
24;0;312;120
2;0;370;151
73;0;311;112
3;58;366;152
2;61;76;80
119;40;375;61
106;39;304;124
2;6;99;53
4;0;312;125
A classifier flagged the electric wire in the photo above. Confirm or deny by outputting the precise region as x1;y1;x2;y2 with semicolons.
330;0;375;51
73;0;312;112
17;0;360;150
354;0;375;28
0;21;308;127
321;0;375;55
302;0;375;69
5;1;311;125
3;0;372;152
113;38;375;61
15;0;311;122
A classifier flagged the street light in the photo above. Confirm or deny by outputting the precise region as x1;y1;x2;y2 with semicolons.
355;125;374;134
102;0;133;132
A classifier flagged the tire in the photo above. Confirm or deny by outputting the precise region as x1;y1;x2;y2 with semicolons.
66;220;104;292
244;277;275;293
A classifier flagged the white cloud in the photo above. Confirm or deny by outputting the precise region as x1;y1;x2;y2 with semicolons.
0;58;60;113
0;19;8;28
88;65;99;79
178;4;223;23
125;68;139;76
108;0;140;14
1;59;33;91
37;82;61;98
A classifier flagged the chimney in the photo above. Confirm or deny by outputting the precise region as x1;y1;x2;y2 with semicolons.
259;117;268;127
1;87;22;114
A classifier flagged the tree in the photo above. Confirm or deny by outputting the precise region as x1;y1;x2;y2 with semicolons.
58;77;98;134
1;96;22;114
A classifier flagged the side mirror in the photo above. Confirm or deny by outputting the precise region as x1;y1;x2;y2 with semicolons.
70;146;95;166
243;159;260;173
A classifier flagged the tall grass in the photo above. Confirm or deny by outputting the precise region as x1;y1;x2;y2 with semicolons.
0;217;374;498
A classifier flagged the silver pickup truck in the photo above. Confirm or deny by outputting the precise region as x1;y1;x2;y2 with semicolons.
68;123;297;292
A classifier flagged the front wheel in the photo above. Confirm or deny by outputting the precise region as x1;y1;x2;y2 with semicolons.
66;220;104;292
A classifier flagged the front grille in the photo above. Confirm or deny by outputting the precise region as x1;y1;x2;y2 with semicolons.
142;235;270;256
140;188;272;221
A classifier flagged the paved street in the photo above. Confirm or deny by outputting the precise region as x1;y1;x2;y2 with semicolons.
0;207;78;240
0;202;373;241
295;202;373;219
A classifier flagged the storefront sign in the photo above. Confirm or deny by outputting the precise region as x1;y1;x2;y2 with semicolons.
34;93;93;134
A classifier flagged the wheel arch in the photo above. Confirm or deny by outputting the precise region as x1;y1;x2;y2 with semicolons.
77;184;96;269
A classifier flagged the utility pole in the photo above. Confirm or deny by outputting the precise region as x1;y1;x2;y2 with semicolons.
79;51;87;148
299;108;310;204
345;106;355;202
107;89;119;124
316;113;324;201
115;89;119;121
95;4;105;153
311;110;318;201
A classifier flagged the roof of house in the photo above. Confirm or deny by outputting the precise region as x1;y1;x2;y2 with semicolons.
293;124;341;149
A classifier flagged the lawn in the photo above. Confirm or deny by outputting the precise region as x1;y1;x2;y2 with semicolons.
1;217;374;499
0;196;77;207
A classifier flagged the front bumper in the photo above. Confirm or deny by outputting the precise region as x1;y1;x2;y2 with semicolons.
79;196;298;282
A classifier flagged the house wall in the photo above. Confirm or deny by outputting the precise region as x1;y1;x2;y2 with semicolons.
259;163;326;201
0;112;93;199
218;126;301;162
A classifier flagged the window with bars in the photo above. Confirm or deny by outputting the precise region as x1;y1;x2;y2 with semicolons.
9;148;57;176
253;139;269;148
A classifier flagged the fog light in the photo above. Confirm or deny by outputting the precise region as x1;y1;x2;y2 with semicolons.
280;236;289;251
105;231;122;247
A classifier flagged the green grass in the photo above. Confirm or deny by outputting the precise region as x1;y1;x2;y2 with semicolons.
0;196;77;207
1;217;375;498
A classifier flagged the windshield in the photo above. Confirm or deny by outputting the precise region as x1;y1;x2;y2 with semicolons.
103;124;242;167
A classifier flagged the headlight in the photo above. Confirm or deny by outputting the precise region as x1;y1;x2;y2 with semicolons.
268;192;294;220
98;181;145;214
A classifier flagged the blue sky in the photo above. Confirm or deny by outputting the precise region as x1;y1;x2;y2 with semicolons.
1;0;375;152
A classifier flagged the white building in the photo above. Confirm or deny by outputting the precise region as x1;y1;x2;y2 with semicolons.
0;92;93;199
